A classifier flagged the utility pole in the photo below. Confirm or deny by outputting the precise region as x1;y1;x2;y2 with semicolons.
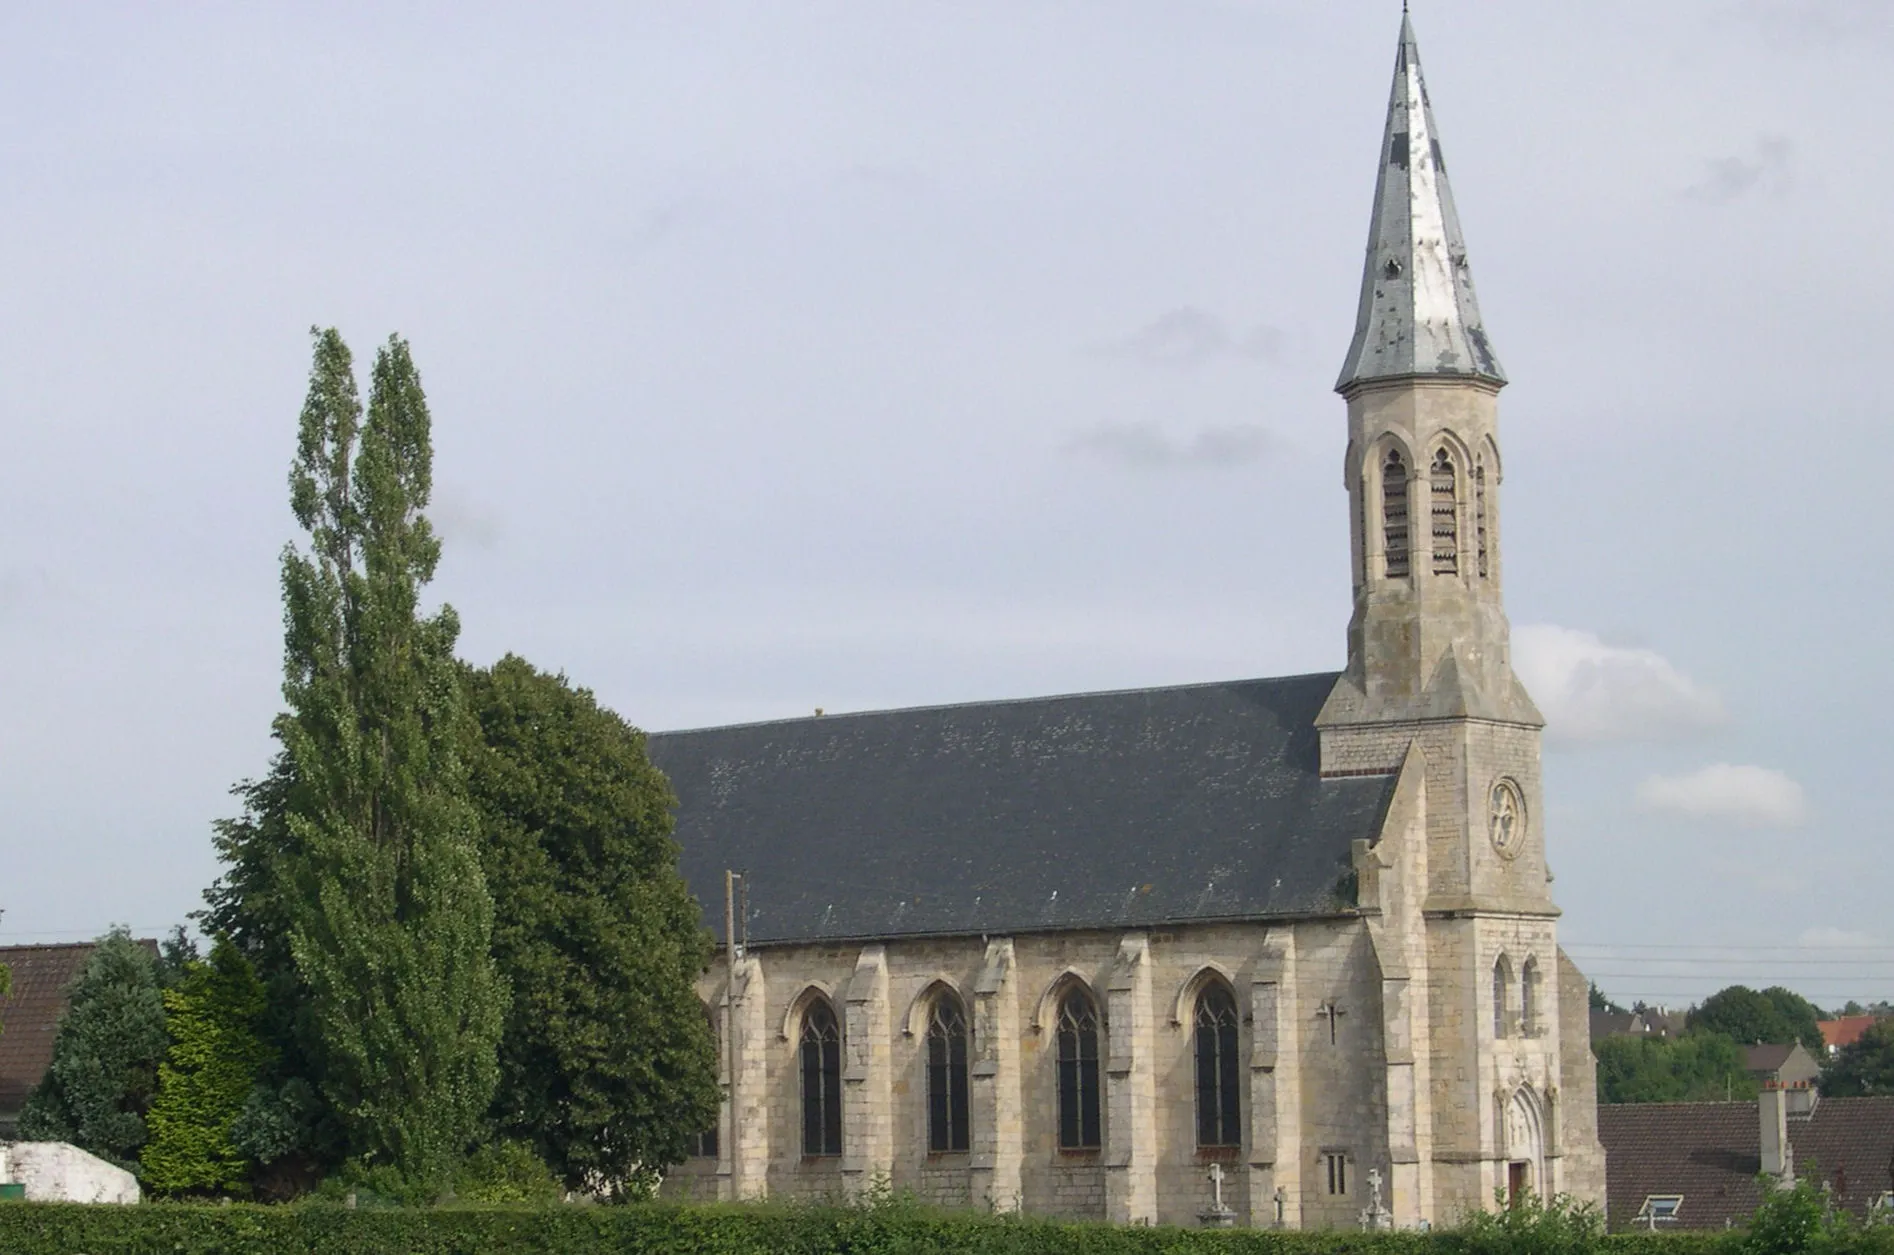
723;869;739;1196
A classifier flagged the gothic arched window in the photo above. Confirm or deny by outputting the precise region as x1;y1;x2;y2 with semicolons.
1475;461;1490;579
1521;958;1540;1037
1431;448;1459;576
1493;956;1514;1040
1056;986;1102;1150
1382;449;1411;579
800;998;843;1157
1194;982;1241;1148
926;992;971;1153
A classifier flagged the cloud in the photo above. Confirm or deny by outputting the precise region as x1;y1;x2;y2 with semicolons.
1513;625;1726;745
1798;926;1884;949
1064;421;1274;470
1685;135;1792;204
1637;764;1809;828
1094;307;1285;366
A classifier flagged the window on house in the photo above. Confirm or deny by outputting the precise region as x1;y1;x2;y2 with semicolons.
692;1004;721;1158
1325;1152;1349;1195
1056;986;1102;1150
1493;956;1513;1039
1382;449;1410;579
1520;958;1540;1037
1194;982;1241;1148
800;998;843;1157
1431;448;1458;575
926;992;971;1153
1475;461;1490;578
1636;1195;1683;1226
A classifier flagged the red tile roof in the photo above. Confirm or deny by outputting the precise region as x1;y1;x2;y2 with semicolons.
1821;1016;1882;1051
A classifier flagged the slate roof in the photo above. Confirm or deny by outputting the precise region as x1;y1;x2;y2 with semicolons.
0;944;101;1124
1599;1098;1894;1230
650;671;1396;947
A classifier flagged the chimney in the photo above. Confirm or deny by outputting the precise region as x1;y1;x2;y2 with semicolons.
1760;1083;1795;1186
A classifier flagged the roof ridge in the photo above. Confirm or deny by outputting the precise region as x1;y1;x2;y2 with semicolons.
652;669;1343;737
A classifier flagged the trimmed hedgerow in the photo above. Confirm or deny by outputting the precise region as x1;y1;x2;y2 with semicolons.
0;1201;1772;1255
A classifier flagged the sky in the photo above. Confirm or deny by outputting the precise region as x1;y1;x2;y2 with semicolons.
2;1;1888;1011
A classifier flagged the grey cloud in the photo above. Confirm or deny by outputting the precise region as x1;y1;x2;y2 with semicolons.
1685;135;1792;204
1094;307;1285;366
1064;421;1274;470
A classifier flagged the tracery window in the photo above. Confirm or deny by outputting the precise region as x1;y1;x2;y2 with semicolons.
1194;982;1242;1148
1382;449;1411;579
926;992;971;1153
1521;958;1540;1037
1056;986;1102;1150
1431;448;1459;575
800;998;843;1157
1493;956;1513;1039
1475;461;1490;579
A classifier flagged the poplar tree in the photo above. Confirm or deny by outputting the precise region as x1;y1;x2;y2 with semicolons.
270;329;504;1188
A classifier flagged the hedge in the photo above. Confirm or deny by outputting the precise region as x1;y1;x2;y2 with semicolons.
0;1202;1783;1255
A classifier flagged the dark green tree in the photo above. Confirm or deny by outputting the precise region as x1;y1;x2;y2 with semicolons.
1689;985;1825;1051
1820;1018;1894;1096
463;655;718;1194
1595;1030;1757;1104
1589;983;1625;1014
140;938;273;1194
259;329;505;1188
17;928;169;1169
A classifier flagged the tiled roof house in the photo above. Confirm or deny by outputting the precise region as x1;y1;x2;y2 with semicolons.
0;941;155;1136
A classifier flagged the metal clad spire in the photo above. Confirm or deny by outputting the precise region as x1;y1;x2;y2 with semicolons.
1336;14;1505;392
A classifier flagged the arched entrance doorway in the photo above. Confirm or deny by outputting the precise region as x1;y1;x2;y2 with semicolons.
1504;1086;1545;1204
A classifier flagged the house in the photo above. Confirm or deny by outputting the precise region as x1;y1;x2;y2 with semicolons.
1599;1085;1894;1230
1743;1043;1823;1095
1590;1010;1686;1042
0;944;106;1137
1820;1016;1883;1059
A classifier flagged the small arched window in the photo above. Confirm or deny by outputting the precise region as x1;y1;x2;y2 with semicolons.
926;992;971;1153
1493;956;1513;1039
1194;983;1241;1148
1521;958;1540;1037
800;998;843;1157
692;1003;721;1158
1056;986;1102;1150
1475;461;1490;579
1431;448;1459;576
1382;449;1411;579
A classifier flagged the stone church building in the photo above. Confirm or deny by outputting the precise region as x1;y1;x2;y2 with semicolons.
652;16;1607;1228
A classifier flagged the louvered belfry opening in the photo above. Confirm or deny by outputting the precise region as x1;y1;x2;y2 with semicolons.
1056;987;1102;1150
1475;462;1490;578
800;998;843;1156
1431;448;1459;575
926;993;971;1153
1382;448;1411;578
1194;983;1242;1148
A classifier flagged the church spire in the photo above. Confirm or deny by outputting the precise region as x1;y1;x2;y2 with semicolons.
1336;14;1505;393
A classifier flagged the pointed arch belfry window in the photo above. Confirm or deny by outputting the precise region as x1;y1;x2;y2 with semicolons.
800;998;843;1156
1431;448;1459;575
926;992;971;1153
1521;958;1540;1037
1475;460;1490;579
1493;956;1514;1039
1194;982;1241;1148
1382;448;1411;579
1056;986;1102;1150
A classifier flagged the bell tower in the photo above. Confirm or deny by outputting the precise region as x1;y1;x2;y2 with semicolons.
1316;14;1548;910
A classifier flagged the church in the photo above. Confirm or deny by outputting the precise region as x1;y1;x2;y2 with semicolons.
652;15;1607;1228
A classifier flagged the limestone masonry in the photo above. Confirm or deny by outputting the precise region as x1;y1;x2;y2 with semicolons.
651;14;1607;1228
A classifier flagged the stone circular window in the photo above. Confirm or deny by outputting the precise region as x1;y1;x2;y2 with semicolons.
1489;778;1525;858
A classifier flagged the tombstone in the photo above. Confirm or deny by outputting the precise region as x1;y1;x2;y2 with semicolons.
1199;1161;1238;1229
1358;1167;1393;1231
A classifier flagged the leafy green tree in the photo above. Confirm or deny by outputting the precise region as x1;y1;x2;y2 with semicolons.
463;655;719;1194
17;928;169;1169
1588;983;1625;1014
140;938;272;1194
1821;1018;1894;1097
1690;985;1825;1051
1595;1030;1758;1104
260;329;505;1188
